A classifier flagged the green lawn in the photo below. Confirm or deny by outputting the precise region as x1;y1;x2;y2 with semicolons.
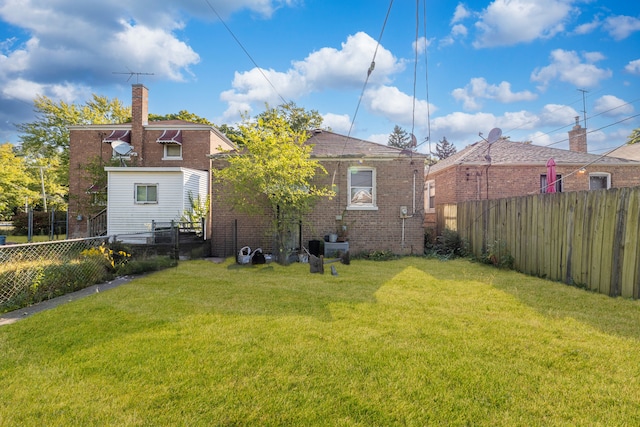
1;257;639;425
1;234;65;244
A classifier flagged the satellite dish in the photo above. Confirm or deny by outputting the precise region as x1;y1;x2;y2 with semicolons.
112;140;133;156
487;128;502;144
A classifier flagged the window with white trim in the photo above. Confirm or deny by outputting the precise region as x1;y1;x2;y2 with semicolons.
347;167;376;209
589;172;611;190
163;143;182;159
425;180;435;213
135;184;158;204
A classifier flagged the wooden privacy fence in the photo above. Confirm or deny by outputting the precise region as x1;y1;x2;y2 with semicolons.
452;186;640;299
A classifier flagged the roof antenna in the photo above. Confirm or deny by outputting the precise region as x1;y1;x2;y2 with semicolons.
112;69;155;84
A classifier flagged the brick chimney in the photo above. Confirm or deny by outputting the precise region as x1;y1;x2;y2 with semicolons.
569;116;587;153
131;84;148;158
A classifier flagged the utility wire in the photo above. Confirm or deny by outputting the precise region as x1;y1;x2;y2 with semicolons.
340;0;394;155
203;0;288;106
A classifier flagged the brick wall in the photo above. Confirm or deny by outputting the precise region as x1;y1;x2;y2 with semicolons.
427;162;640;225
210;157;426;258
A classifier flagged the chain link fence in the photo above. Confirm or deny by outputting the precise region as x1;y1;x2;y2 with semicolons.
1;222;207;313
0;237;109;311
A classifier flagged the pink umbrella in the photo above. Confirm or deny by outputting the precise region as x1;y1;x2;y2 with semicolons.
546;158;556;193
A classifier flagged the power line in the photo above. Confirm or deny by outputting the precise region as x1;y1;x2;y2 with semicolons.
202;0;288;106
339;0;395;155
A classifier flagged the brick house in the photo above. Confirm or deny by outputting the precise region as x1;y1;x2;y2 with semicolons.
68;84;235;239
210;130;427;259
424;118;640;230
69;86;426;258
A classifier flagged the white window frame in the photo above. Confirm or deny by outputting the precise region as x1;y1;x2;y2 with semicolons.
425;180;435;213
163;143;182;160
589;172;611;190
134;183;158;204
347;167;377;210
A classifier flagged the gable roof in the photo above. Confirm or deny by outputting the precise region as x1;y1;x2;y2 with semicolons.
429;138;640;173
607;143;640;161
305;129;424;159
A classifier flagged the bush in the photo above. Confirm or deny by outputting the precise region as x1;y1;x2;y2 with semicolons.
118;256;177;275
480;240;514;269
428;229;469;259
11;211;67;236
355;250;398;261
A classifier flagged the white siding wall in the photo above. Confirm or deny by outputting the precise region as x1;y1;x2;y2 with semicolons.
106;167;207;238
182;168;209;214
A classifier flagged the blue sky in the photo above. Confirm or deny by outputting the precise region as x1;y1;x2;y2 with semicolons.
0;0;638;155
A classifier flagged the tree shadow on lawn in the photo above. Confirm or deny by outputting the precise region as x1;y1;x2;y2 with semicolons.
416;258;640;341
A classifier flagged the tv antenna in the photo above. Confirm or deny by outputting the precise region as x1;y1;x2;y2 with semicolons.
112;69;155;83
577;88;588;129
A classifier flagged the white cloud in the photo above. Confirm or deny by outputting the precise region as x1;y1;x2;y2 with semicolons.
367;133;390;145
452;77;537;110
293;32;402;89
603;15;640;40
108;20;200;82
473;0;573;48
573;17;601;35
363;85;436;129
593;95;634;116
322;112;352;134
220;32;405;124
531;49;612;90
451;3;471;24
539;103;579;126
451;24;468;38
412;36;432;55
625;59;640;75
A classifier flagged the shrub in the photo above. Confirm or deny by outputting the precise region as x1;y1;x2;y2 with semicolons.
118;256;177;275
356;250;398;261
480;240;514;270
428;229;469;259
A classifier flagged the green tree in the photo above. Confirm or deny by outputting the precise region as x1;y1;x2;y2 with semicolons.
388;125;412;149
628;128;640;145
256;102;325;133
16;94;130;189
217;124;245;146
0;144;37;219
149;110;212;125
435;136;457;160
212;112;334;264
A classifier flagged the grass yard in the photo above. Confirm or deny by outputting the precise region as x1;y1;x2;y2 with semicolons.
1;257;639;425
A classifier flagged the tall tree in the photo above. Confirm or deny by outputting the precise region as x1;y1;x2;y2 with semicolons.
388;125;412;149
0;144;37;219
435;136;457;160
628;128;640;145
149;110;212;125
16;94;130;189
216;124;245;146
212;111;334;264
256;102;325;133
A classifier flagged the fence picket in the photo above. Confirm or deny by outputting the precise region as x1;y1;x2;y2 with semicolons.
449;186;640;299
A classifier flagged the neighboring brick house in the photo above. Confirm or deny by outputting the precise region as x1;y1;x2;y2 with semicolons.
210;130;427;258
424;118;640;229
68;84;235;239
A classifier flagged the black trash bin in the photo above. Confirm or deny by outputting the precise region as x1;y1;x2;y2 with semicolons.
309;240;321;257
